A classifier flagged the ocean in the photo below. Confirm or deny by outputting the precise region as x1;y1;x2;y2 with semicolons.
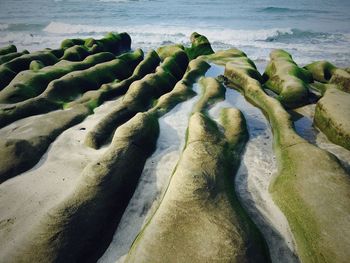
0;0;349;69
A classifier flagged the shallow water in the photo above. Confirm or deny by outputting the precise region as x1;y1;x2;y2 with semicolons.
98;86;201;263
208;64;299;263
99;65;231;263
98;63;299;262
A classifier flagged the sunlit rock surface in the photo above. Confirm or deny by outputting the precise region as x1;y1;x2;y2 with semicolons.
0;32;349;263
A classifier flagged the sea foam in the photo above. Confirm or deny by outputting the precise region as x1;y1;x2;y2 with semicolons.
0;24;9;31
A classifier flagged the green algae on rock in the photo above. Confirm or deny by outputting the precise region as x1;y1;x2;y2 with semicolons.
151;58;210;117
0;52;116;103
304;61;335;83
0;51;160;183
127;108;269;263
0;31;349;263
84;50;188;149
304;61;350;150
224;51;350;263
0;50;60;90
305;60;350;93
61;32;131;56
157;32;214;62
156;44;185;60
2;111;159;263
151;58;210;115
1;54;210;262
68;49;161;110
0;50;143;128
0;105;90;183
314;88;350;150
0;50;29;65
185;32;214;60
200;48;247;66
0;44;17;56
263;49;312;108
29;60;46;71
60;45;90;61
192;76;225;113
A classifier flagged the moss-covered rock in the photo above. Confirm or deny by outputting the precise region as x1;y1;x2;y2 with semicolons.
304;60;335;83
224;50;350;263
61;32;131;56
200;48;247;66
304;61;350;149
0;50;160;182
0;47;210;262
91;32;131;54
0;50;29;65
68;50;161;110
44;48;65;58
0;50;59;90
61;38;85;49
192;76;225;113
0;52;116;103
304;60;350;93
46;50;142;103
158;51;188;79
0;105;90;183
0;50;143;128
152;58;210;115
29;60;45;71
263;49;312;108
156;32;212;63
127;109;269;262
60;45;90;61
185;32;214;60
157;44;185;61
0;44;17;56
314;88;350;150
3;111;159;263
329;68;350;92
85;50;188;149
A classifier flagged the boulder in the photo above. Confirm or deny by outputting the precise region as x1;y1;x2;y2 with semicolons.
263;49;312;108
314;88;350;150
185;32;214;60
304;60;350;93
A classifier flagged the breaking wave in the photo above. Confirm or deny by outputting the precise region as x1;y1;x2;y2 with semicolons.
259;6;330;14
0;24;9;31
